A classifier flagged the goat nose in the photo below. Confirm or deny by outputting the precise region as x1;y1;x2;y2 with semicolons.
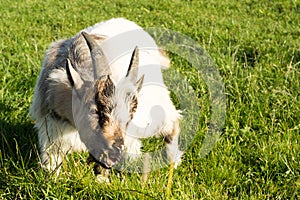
101;156;114;169
105;159;113;168
113;143;124;153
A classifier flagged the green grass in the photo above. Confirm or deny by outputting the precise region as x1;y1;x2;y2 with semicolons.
0;0;299;199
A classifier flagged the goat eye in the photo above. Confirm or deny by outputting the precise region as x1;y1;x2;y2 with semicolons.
91;109;97;115
130;95;137;102
126;92;132;100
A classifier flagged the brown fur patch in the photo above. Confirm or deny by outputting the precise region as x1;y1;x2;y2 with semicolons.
102;121;124;147
164;120;180;144
159;48;168;58
95;76;115;128
129;95;138;119
94;76;124;148
158;48;170;69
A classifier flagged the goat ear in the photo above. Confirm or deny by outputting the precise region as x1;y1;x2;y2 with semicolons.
136;74;144;93
66;59;83;90
126;46;139;83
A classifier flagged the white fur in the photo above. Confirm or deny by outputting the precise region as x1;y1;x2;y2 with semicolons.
35;114;86;172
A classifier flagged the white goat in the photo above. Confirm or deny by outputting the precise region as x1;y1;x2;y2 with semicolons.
30;18;183;175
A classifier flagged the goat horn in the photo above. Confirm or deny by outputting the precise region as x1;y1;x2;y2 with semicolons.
126;46;139;79
81;32;111;79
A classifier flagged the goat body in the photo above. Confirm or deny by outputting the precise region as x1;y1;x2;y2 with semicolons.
30;18;182;173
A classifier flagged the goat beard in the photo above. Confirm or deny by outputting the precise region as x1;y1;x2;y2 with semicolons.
87;153;111;182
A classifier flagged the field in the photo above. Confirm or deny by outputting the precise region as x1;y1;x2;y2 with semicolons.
0;0;299;199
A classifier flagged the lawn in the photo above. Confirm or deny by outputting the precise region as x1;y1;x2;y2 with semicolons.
0;0;299;199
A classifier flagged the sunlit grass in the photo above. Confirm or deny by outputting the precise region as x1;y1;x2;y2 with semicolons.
0;0;299;199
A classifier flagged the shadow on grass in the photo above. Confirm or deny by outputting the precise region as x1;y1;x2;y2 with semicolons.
0;102;40;171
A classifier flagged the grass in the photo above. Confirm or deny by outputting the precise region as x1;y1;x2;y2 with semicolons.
0;0;299;199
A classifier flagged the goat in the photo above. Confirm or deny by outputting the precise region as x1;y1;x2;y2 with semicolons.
30;18;183;176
